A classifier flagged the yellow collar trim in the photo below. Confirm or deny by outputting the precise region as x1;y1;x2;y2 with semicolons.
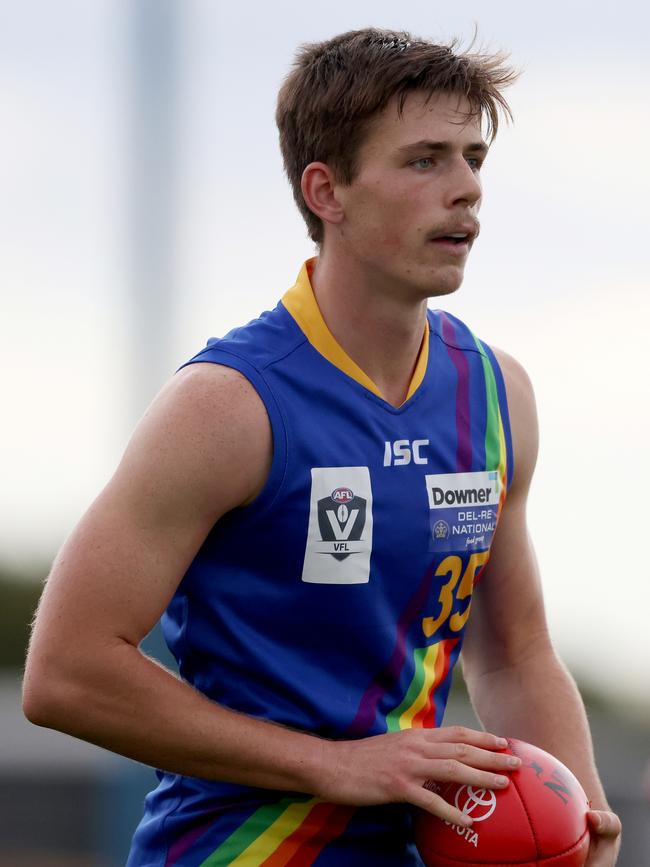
281;259;429;405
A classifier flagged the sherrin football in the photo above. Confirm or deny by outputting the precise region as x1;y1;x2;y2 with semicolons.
415;738;590;867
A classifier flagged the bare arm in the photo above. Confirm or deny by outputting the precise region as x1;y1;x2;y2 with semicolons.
23;363;326;789
24;361;519;826
461;348;621;863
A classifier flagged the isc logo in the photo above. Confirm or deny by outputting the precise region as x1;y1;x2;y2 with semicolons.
383;439;430;467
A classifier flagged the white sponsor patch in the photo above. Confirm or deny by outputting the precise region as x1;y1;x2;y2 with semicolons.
302;467;373;584
425;471;501;510
425;471;502;553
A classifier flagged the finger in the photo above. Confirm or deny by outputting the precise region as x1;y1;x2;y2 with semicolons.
434;741;522;773
408;783;473;828
586;836;621;867
426;758;512;792
587;810;622;839
428;725;509;751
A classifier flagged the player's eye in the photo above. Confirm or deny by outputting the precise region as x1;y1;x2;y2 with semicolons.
412;157;434;170
466;157;483;171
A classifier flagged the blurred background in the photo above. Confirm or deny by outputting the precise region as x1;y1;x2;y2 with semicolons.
1;1;648;864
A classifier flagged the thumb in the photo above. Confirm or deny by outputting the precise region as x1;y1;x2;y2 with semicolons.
586;809;622;838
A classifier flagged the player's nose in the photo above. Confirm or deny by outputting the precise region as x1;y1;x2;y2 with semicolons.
442;158;482;210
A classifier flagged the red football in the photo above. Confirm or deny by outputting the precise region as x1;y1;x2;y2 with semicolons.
415;738;590;867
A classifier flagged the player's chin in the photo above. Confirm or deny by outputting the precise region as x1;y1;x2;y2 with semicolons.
424;264;466;298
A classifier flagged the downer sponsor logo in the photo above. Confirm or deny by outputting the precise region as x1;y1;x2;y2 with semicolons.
425;471;501;510
425;471;502;553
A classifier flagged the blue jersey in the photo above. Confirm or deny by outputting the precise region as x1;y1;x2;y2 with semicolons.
127;259;513;866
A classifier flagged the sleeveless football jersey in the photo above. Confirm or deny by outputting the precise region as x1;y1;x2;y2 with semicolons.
127;259;514;867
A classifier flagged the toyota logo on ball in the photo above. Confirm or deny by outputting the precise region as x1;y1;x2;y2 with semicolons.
454;786;497;822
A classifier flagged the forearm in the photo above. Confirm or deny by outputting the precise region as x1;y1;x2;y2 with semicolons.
23;641;534;828
23;639;324;792
464;649;610;810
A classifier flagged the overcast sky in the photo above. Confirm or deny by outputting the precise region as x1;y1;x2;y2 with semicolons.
1;0;649;706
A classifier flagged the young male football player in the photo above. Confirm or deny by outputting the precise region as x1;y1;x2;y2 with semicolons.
23;28;621;866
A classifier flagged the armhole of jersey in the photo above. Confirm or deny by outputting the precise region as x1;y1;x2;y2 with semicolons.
178;346;288;516
481;342;515;492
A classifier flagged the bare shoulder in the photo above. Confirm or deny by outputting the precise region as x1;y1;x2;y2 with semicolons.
490;346;534;405
121;361;273;513
24;362;273;684
489;346;539;496
148;360;270;445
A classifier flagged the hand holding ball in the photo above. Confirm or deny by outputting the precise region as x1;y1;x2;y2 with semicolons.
415;738;590;867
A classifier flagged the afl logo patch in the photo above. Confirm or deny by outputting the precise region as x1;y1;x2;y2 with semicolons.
302;467;374;584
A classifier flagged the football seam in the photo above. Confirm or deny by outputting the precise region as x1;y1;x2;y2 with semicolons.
506;738;540;858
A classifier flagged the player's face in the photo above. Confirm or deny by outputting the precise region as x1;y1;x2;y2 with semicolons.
334;91;486;298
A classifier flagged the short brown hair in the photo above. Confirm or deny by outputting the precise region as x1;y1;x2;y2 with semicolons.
276;28;518;245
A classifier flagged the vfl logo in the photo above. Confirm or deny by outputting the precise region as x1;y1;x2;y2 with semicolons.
302;467;373;584
318;488;367;561
454;786;497;822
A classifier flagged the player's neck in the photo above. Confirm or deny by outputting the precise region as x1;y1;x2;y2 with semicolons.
310;251;428;408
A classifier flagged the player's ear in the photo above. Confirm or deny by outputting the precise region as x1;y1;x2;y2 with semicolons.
301;162;344;228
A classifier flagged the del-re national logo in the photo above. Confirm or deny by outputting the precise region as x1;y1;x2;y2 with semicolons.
425;470;501;554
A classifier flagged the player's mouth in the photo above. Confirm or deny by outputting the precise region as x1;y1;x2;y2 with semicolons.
427;223;479;256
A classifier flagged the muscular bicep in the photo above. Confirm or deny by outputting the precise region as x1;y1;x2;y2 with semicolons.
462;348;552;680
26;363;272;668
